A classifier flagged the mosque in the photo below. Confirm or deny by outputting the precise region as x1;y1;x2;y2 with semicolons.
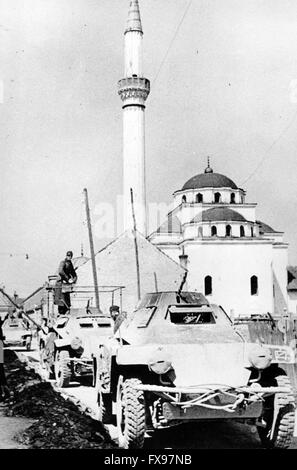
118;0;296;318
148;160;289;317
23;1;297;319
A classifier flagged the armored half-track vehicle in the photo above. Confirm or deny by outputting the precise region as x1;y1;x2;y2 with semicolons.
38;307;112;387
94;291;296;449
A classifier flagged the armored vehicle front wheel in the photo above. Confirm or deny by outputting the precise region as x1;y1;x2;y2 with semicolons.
258;374;295;449
55;350;71;388
116;376;146;449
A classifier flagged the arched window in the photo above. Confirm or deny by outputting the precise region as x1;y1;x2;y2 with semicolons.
240;225;245;237
250;276;258;295
226;225;232;237
214;192;221;203
198;226;203;237
230;193;236;204
196;193;203;203
251;226;254;237
204;276;212;296
182;195;187;203
211;226;217;236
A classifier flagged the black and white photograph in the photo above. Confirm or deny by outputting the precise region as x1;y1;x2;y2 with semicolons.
1;0;297;455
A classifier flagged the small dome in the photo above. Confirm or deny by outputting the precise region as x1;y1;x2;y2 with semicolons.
191;207;247;223
256;220;277;234
182;172;238;191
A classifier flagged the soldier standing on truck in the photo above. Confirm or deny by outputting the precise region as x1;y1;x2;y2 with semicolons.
54;251;77;315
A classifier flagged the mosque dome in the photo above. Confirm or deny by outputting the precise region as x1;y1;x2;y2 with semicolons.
182;161;238;191
191;207;247;223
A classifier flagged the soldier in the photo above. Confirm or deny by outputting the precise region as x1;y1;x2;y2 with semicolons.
54;251;78;315
109;305;126;334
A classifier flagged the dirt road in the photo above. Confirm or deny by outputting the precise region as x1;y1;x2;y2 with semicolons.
15;342;297;449
0;410;34;449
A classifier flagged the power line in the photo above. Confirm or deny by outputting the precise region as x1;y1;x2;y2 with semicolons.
152;0;193;87
241;109;297;186
0;253;29;259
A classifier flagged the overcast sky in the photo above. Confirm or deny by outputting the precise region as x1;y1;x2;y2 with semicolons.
0;0;297;296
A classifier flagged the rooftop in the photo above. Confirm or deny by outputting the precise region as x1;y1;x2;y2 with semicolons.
191;207;247;223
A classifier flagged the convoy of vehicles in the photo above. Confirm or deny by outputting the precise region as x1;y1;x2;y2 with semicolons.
6;279;296;449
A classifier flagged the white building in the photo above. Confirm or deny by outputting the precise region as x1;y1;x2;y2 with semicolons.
148;161;289;318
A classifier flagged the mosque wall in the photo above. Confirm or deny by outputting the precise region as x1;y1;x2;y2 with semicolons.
184;241;274;317
272;244;289;314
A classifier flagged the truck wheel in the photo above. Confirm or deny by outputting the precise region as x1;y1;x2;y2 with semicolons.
116;376;146;449
55;350;71;388
25;338;31;351
258;375;295;449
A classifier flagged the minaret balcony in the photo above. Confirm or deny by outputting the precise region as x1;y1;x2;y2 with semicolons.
118;77;150;107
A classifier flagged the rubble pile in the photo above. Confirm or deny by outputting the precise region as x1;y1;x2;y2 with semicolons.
3;350;116;449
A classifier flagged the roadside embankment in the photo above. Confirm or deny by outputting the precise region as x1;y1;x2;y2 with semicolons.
2;349;116;449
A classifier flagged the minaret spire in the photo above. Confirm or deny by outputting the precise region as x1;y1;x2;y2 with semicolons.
205;156;213;174
118;0;150;235
125;0;143;34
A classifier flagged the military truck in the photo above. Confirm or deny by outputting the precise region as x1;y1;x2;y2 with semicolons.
94;291;296;449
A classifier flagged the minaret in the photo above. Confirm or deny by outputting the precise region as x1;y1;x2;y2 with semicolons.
118;0;150;235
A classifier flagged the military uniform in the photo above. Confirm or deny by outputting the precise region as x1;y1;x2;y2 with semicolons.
54;255;77;315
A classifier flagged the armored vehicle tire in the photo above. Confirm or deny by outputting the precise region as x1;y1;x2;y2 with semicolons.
258;375;295;449
116;376;146;449
55;350;71;388
25;338;31;351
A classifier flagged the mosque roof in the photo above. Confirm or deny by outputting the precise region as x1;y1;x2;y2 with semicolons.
287;266;297;291
181;161;238;191
191;207;247;223
256;220;277;234
182;173;238;191
156;214;182;234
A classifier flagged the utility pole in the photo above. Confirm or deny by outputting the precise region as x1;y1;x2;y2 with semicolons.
83;188;100;311
154;272;158;293
130;188;141;301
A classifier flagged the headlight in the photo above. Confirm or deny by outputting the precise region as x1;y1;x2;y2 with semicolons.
148;360;172;375
71;337;83;350
248;345;272;370
148;347;172;374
